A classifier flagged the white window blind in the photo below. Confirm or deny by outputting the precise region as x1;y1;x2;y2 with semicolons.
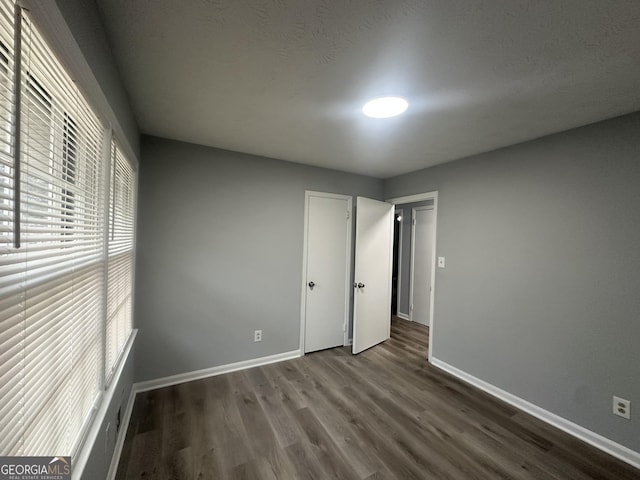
106;141;135;381
0;0;18;456
0;1;138;458
0;1;14;251
5;7;105;456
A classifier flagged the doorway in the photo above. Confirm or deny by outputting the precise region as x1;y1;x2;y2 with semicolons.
300;192;395;356
391;209;402;317
300;191;352;353
386;192;438;361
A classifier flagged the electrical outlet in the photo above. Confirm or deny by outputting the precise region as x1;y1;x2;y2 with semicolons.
437;256;445;268
254;330;262;342
613;396;631;419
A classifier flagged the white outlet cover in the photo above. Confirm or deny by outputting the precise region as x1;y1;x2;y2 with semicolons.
613;396;631;420
437;256;445;268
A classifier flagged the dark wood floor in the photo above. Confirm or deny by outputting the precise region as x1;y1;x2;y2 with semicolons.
116;317;639;479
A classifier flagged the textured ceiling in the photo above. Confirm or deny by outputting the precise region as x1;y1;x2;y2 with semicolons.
96;0;640;178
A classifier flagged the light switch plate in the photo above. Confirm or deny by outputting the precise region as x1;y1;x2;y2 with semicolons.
437;256;445;268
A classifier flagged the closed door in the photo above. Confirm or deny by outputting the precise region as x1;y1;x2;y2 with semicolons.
352;197;394;354
303;193;351;353
411;207;434;326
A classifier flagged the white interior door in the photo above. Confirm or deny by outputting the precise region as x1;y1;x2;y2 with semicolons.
352;197;394;354
303;193;351;353
410;207;435;325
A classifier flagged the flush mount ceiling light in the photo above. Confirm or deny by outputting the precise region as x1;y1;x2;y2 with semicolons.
362;96;408;118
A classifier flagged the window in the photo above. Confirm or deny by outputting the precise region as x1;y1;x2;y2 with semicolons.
0;7;14;251
0;0;136;458
106;141;135;382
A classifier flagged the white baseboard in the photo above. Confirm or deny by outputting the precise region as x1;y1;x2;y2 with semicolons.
430;357;640;470
106;387;137;480
396;312;409;320
134;349;302;393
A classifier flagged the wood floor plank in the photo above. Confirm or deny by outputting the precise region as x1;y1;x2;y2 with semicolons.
314;381;437;480
163;446;194;480
161;386;190;457
136;388;163;434
235;390;277;459
228;460;260;480
291;381;388;478
283;441;326;480
255;392;302;449
123;429;163;479
116;317;639;480
253;446;298;479
209;396;253;472
291;406;361;479
192;445;225;480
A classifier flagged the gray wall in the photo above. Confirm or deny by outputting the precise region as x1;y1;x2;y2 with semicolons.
135;136;383;382
385;112;640;452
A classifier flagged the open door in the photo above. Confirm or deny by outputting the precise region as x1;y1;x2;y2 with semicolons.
352;197;394;354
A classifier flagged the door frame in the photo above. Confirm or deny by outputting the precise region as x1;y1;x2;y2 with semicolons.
409;206;434;324
394;209;405;318
299;191;353;354
386;191;438;362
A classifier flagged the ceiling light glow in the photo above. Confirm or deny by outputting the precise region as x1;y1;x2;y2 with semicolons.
362;96;408;118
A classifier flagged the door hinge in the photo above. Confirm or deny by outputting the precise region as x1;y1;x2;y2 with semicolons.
412;218;416;226
346;211;350;220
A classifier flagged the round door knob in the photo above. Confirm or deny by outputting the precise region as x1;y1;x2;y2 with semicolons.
357;282;365;288
308;281;315;288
